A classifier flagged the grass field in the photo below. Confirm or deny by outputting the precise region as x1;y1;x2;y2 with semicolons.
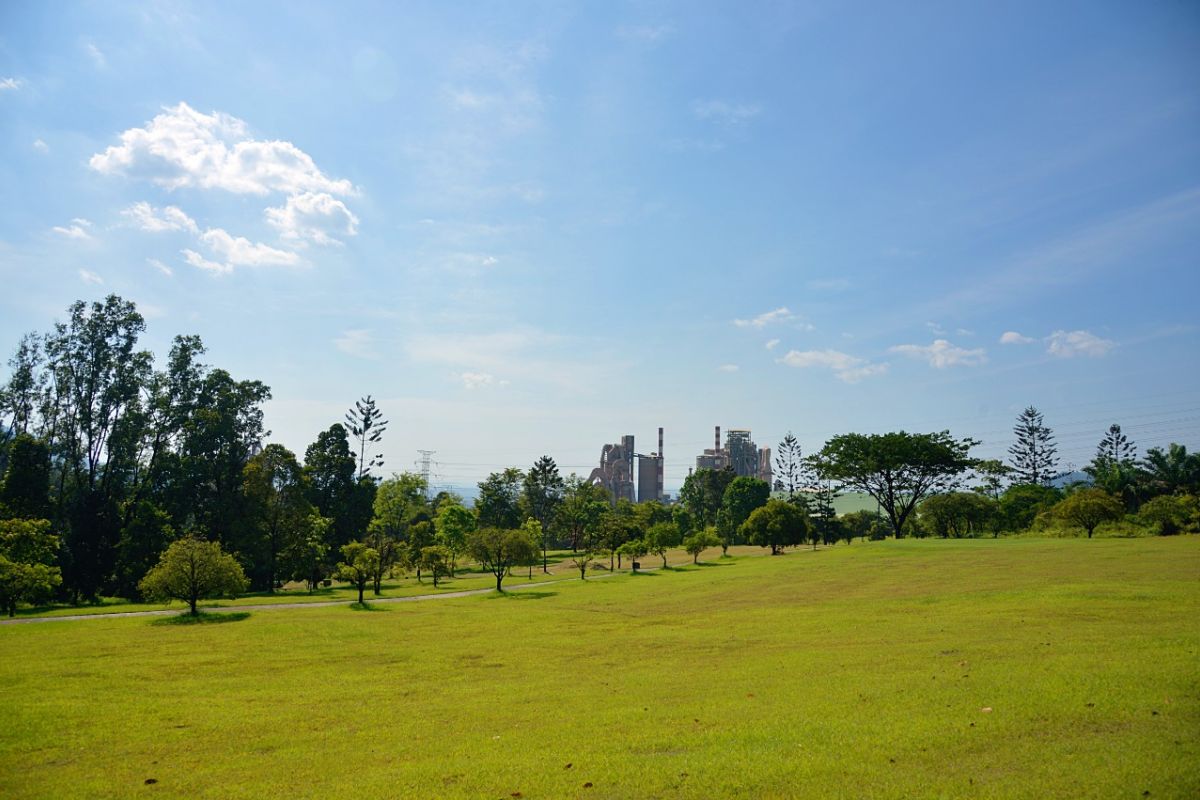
1;537;1197;799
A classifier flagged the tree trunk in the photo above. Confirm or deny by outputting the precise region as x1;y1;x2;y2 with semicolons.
357;583;365;604
495;573;503;592
189;595;198;615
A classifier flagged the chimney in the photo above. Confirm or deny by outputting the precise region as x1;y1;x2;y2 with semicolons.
657;427;664;500
715;425;721;453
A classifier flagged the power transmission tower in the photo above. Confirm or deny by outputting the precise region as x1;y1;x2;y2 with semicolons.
415;450;436;499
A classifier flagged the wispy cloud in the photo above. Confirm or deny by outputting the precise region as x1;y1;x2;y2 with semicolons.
889;339;987;368
717;363;739;372
999;331;1034;345
616;24;672;43
84;41;106;68
334;329;377;359
1045;329;1114;358
52;218;93;240
734;306;804;329
78;269;103;285
460;371;506;390
765;338;780;350
777;349;888;383
32;138;48;153
121;201;199;233
147;258;173;277
0;77;22;92
693;99;762;125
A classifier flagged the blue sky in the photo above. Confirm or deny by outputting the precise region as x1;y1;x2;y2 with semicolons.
1;1;1198;493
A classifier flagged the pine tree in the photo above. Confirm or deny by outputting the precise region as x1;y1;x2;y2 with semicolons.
1094;423;1135;465
1008;406;1058;486
773;433;808;507
344;395;388;480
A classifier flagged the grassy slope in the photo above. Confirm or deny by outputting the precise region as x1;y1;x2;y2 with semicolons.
1;538;1197;799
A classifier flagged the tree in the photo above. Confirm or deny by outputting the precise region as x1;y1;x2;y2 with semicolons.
683;529;721;564
113;500;175;598
617;539;648;572
555;475;609;552
999;483;1062;532
0;333;46;441
284;512;332;591
241;444;312;592
476;468;524;529
739;500;809;554
303;424;359;548
334;541;380;604
418;545;451;587
522;456;564;573
369;473;426;592
644;521;681;568
773;432;809;505
972;459;1012;501
809;478;840;547
1053;488;1124;538
1139;444;1200;497
840;510;887;542
1085;424;1139;510
918;492;997;538
138;536;248;615
679;467;736;528
1137;494;1199;536
466;527;537;592
435;502;475;576
1008;406;1058;486
0;518;61;616
0;433;50;519
569;550;595;579
344;395;388;480
810;431;979;538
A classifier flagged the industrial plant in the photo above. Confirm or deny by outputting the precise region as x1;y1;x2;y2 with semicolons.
588;426;771;505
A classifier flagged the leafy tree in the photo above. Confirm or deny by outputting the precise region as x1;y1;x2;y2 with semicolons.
138;536;248;615
644;521;681;568
435;502;475;576
569;550;595;579
998;483;1062;531
809;478;840;546
0;333;46;441
840;509;887;542
1085;424;1139;510
0;433;50;519
368;472;426;592
1053;488;1124;538
919;492;997;538
722;477;771;533
672;506;694;540
522;456;564;573
467;527;538;592
113;500;175;598
1008;406;1058;486
810;431;979;538
972;459;1012;501
344;395;388;480
1137;494;1199;536
418;545;452;587
739;499;809;554
242;444;313;591
334;541;380;604
1139;444;1200;496
285;512;332;591
304;424;359;548
682;529;721;564
618;538;648;571
555;475;609;552
476;468;524;529
0;518;61;616
679;467;736;528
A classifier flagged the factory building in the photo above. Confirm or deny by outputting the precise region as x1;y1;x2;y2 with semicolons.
693;426;773;484
637;427;665;504
590;428;666;505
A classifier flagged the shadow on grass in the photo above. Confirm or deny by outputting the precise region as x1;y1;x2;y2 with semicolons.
151;611;251;626
489;590;558;600
349;601;388;612
629;570;660;577
693;560;733;567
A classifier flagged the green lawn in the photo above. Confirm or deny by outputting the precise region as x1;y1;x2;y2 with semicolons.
2;537;1197;798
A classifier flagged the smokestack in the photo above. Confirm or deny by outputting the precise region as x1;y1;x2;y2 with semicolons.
715;425;721;453
657;427;664;500
658;427;664;458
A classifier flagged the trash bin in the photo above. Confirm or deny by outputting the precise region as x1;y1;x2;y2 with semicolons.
632;561;640;571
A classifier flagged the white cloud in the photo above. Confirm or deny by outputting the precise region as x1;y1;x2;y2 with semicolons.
616;24;672;43
90;102;355;197
182;249;231;275
1046;329;1114;358
78;269;103;285
84;42;107;68
955;328;974;337
693;99;761;124
0;77;22;91
198;228;300;269
147;258;173;277
52;218;93;240
264;191;358;245
889;339;987;368
777;349;887;383
460;371;498;390
999;331;1034;345
925;321;946;336
717;364;739;372
121;201;199;233
334;329;377;360
734;307;799;329
32;139;48;153
765;338;780;350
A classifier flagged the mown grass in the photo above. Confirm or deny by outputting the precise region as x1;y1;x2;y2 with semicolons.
1;537;1197;799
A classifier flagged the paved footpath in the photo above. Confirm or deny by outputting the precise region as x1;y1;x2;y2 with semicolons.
0;570;626;625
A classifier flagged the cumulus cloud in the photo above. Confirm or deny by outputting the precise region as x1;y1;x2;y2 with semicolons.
999;331;1035;345
1046;330;1114;358
78;269;103;284
334;329;377;359
734;307;800;329
147;258;173;277
777;349;887;383
889;339;987;368
460;371;498;390
0;77;22;91
182;249;231;275
717;364;739;372
693;99;761;124
264;191;359;245
122;201;199;233
198;228;300;268
53;218;94;240
89;102;355;197
765;338;780;350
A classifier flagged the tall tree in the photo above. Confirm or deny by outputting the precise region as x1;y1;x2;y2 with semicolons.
555;475;609;552
0;434;51;520
720;476;771;552
0;518;61;616
242;444;313;592
369;472;427;592
434;502;475;576
466;527;537;592
810;431;979;538
0;333;46;442
773;432;808;505
740;499;810;554
522;455;564;573
344;395;388;480
476;468;524;529
304;424;359;548
1085;424;1139;510
679;467;737;528
1008;406;1058;486
1138;443;1200;496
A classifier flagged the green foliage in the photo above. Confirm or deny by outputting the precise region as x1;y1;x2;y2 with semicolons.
554;475;609;552
0;433;50;520
344;395;388;479
645;521;681;567
721;476;771;533
811;430;979;539
617;538;648;570
435;502;475;575
476;468;524;529
0;518;61;615
840;509;888;542
138;536;248;615
1137;494;1200;536
303;424;360;548
919;492;998;539
1139;444;1200;496
114;501;175;598
739;499;810;554
682;528;721;563
241;444;313;591
333;542;380;604
1052;488;1125;538
284;512;332;590
1008;406;1058;486
999;483;1062;532
522;456;564;571
466;526;538;592
369;472;427;589
418;545;451;587
679;467;736;528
